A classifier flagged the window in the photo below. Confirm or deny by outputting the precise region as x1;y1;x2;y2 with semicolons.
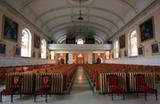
41;39;47;59
50;51;55;60
21;28;32;57
114;39;119;58
129;30;138;56
77;38;84;44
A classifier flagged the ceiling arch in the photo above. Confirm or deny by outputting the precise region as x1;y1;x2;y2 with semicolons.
4;0;156;43
56;34;104;44
50;26;109;41
21;0;137;13
51;26;109;37
41;14;119;29
48;22;112;35
35;6;125;24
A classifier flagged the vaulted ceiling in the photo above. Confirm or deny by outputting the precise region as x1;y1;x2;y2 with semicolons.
4;0;156;43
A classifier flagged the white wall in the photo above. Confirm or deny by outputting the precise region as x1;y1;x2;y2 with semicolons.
0;2;55;67
108;3;160;66
0;56;55;67
106;55;160;66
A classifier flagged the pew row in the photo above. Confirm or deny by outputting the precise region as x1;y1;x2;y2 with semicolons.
84;64;157;94
0;64;77;102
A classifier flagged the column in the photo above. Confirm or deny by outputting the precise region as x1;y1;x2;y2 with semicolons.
68;52;73;64
88;51;93;64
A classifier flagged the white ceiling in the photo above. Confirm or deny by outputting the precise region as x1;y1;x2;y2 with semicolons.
5;0;156;43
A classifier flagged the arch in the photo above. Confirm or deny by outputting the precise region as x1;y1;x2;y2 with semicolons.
56;35;104;44
41;39;47;59
21;0;137;13
35;6;125;24
21;28;32;57
48;22;112;35
129;30;138;56
42;14;119;29
49;24;110;37
51;26;109;41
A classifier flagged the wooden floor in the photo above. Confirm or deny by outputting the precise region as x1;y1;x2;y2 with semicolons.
0;66;160;104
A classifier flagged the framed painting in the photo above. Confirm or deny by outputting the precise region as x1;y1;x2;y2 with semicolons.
119;34;125;49
151;43;159;53
15;47;21;56
139;17;154;42
34;34;40;49
0;43;6;54
3;16;18;41
138;47;144;56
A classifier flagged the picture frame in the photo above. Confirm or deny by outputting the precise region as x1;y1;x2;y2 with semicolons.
151;43;159;54
34;34;40;49
3;16;18;41
14;46;21;56
138;46;144;56
139;17;154;42
119;34;125;49
0;43;6;54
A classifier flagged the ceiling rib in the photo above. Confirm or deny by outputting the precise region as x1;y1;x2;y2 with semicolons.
35;6;125;24
53;28;107;43
41;14;119;29
21;0;137;13
119;0;138;13
21;0;38;10
48;22;112;35
50;25;110;39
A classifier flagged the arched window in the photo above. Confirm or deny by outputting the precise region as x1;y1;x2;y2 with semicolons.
21;28;32;57
77;38;84;44
41;39;47;59
114;39;119;58
129;30;138;56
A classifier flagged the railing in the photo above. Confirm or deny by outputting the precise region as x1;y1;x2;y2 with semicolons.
48;44;112;51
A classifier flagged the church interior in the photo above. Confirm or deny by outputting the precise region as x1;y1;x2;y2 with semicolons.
0;0;160;104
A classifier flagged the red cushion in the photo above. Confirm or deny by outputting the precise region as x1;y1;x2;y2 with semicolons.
1;87;14;94
35;87;49;94
138;85;157;93
109;85;125;93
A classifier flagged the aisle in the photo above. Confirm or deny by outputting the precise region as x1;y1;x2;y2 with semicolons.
70;66;91;95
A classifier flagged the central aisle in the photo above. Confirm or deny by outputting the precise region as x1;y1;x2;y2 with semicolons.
70;66;91;95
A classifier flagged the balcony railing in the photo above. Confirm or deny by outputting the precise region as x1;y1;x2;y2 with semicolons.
48;44;112;51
